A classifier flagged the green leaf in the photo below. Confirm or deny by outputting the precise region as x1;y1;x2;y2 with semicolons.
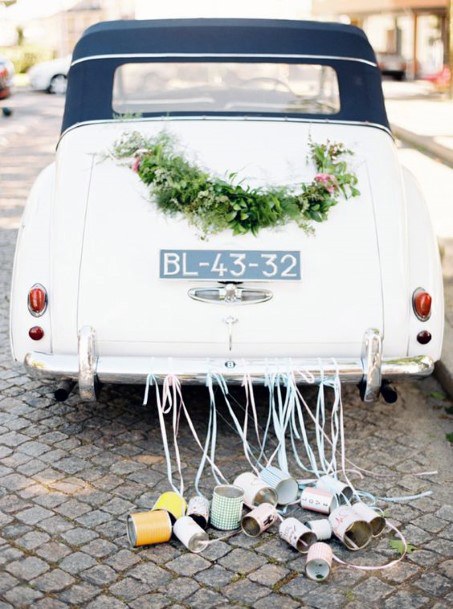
225;211;237;221
389;539;416;555
430;391;446;400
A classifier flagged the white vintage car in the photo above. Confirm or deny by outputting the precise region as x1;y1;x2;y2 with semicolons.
10;19;443;403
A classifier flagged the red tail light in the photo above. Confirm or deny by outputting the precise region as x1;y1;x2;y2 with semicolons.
28;284;48;317
29;326;44;340
417;331;432;344
412;288;432;321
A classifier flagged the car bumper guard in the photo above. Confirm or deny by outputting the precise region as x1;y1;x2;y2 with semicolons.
23;327;434;402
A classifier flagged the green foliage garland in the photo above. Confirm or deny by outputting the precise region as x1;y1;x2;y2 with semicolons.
109;131;360;237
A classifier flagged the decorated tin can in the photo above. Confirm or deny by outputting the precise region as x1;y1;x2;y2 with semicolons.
152;491;187;522
259;466;299;505
351;502;386;537
187;496;210;530
306;518;333;541
305;542;333;581
316;475;353;503
234;472;278;508
127;509;172;547
329;505;372;551
241;503;279;537
210;484;244;530
173;516;209;553
301;487;338;514
279;517;317;553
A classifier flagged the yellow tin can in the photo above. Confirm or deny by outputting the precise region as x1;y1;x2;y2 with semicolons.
127;509;172;547
152;491;187;522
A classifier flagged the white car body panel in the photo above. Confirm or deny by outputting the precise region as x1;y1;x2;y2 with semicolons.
11;119;443;365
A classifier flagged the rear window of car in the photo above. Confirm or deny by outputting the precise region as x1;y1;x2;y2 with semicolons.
112;62;340;116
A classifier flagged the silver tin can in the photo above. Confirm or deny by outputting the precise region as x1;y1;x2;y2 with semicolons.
279;517;317;553
316;475;353;504
241;503;279;537
306;518;332;541
301;487;338;514
187;496;210;530
305;542;333;581
259;466;299;505
234;472;278;508
351;502;385;537
329;505;372;551
173;516;209;553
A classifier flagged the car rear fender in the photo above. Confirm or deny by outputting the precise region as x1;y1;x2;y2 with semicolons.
402;166;444;360
10;163;55;361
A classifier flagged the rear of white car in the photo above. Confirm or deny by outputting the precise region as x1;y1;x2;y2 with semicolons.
28;56;71;94
10;19;443;402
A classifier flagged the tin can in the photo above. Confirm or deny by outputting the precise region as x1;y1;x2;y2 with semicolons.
305;542;333;581
316;475;353;504
351;502;386;537
234;472;278;508
210;484;244;531
127;509;172;547
279;517;317;553
301;487;338;514
187;496;210;530
259;466;299;505
152;491;187;522
306;518;332;541
173;516;209;553
241;503;279;537
329;505;372;551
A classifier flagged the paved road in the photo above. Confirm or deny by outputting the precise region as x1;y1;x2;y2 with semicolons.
0;91;452;609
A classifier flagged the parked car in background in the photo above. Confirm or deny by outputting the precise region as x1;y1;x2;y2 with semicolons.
376;51;407;81
11;19;443;403
28;55;71;94
0;54;15;100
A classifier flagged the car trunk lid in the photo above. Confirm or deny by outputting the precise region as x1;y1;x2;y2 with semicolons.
77;120;383;358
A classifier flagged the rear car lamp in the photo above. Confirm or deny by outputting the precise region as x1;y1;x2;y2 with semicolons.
412;288;432;321
417;331;432;345
29;326;44;340
28;284;47;317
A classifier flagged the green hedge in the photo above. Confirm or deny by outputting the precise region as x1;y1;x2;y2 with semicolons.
0;46;55;74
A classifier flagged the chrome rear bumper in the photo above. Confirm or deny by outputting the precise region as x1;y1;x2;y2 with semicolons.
23;327;434;402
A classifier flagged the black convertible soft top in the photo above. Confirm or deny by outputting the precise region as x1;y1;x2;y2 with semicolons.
62;19;390;133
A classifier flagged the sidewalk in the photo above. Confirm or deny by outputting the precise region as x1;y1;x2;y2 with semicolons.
384;83;453;397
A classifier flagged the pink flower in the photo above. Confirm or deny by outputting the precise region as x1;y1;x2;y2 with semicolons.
132;157;141;173
314;172;337;194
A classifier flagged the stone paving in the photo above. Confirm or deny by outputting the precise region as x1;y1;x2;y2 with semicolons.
0;92;452;609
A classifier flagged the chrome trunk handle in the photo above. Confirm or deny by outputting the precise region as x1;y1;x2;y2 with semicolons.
188;283;272;305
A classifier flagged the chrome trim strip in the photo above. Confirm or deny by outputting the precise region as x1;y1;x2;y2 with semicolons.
58;116;393;145
78;326;97;401
188;284;273;305
361;328;382;402
71;53;378;68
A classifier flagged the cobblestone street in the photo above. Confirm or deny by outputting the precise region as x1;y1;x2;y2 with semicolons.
0;92;452;609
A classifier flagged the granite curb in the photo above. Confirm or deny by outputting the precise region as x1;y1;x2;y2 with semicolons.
391;123;453;169
434;319;453;399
